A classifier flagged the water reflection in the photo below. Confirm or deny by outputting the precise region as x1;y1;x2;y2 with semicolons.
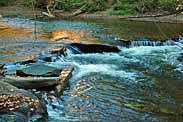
0;24;32;37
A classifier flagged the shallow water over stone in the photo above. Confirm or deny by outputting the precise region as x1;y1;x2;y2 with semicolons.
1;17;183;122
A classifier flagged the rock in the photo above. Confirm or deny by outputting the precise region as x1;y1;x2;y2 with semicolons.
67;43;120;54
115;38;131;47
0;64;5;69
40;55;52;62
5;66;74;90
5;75;60;89
16;64;62;77
19;56;36;65
55;67;74;96
38;47;67;62
0;64;6;77
0;81;47;121
51;47;67;56
0;15;2;18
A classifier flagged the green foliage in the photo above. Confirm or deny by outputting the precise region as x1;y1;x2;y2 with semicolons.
57;0;84;11
111;1;137;15
0;0;178;15
110;0;177;15
58;0;107;12
0;0;13;6
159;0;177;12
23;0;37;8
83;0;107;12
136;0;177;13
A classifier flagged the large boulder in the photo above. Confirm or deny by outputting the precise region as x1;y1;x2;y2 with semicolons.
16;64;62;77
66;43;120;54
0;81;47;121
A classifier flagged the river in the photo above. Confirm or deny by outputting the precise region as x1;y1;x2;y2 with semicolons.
1;17;183;122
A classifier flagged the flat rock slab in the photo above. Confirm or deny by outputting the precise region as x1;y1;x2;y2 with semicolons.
4;66;74;90
5;75;60;89
0;81;47;121
16;64;61;77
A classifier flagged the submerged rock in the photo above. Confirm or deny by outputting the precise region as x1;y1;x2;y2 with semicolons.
0;81;47;121
67;43;120;54
16;64;61;77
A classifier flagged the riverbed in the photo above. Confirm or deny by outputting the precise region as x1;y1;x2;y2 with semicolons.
1;17;183;122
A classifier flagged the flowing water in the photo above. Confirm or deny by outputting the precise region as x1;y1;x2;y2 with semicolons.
1;17;183;122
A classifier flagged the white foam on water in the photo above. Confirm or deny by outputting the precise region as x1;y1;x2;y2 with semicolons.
121;46;180;56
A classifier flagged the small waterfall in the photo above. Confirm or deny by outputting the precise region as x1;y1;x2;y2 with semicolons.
118;39;176;47
130;40;175;47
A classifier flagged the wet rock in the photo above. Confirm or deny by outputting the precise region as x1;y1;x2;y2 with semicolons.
5;75;60;89
0;64;6;77
51;47;67;56
55;67;74;96
19;56;36;65
115;38;131;47
38;47;67;62
5;66;74;90
67;43;120;54
0;81;47;121
16;64;62;77
39;54;53;62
